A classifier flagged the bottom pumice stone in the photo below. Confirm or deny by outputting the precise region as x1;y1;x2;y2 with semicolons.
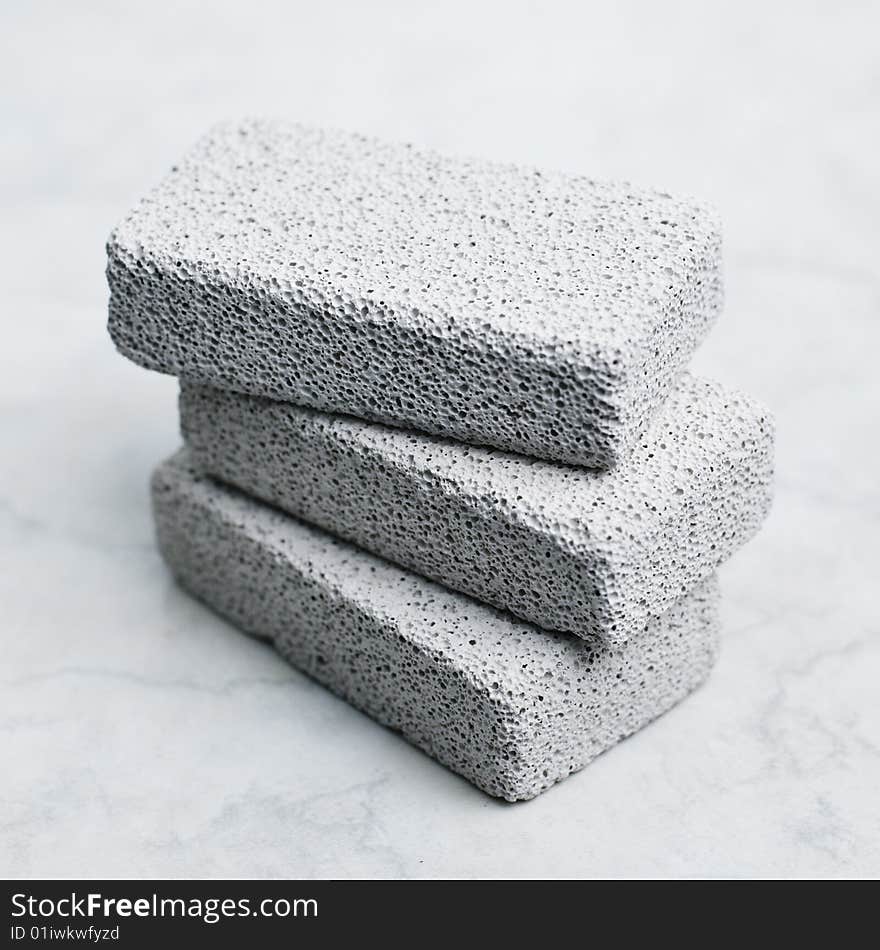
152;450;721;801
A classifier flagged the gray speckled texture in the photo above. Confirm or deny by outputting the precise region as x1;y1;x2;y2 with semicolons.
109;119;722;468
152;450;720;802
181;373;772;645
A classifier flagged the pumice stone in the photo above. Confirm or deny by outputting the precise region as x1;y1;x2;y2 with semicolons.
109;119;723;468
152;450;720;802
180;374;772;645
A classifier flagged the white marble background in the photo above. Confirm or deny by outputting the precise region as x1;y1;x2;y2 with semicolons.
2;0;878;878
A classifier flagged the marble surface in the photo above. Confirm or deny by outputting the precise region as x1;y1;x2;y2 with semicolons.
2;0;878;878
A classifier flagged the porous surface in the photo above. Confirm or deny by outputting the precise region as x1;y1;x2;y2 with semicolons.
109;119;723;468
181;374;772;645
152;450;720;802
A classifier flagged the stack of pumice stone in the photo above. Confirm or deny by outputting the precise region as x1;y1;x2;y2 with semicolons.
107;120;774;802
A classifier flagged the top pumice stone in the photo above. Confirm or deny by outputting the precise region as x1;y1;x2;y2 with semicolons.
106;120;723;468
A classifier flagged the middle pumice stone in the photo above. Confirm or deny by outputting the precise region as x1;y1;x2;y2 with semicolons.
180;373;774;646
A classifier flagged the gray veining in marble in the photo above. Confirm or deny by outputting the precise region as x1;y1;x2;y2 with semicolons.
2;0;878;878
